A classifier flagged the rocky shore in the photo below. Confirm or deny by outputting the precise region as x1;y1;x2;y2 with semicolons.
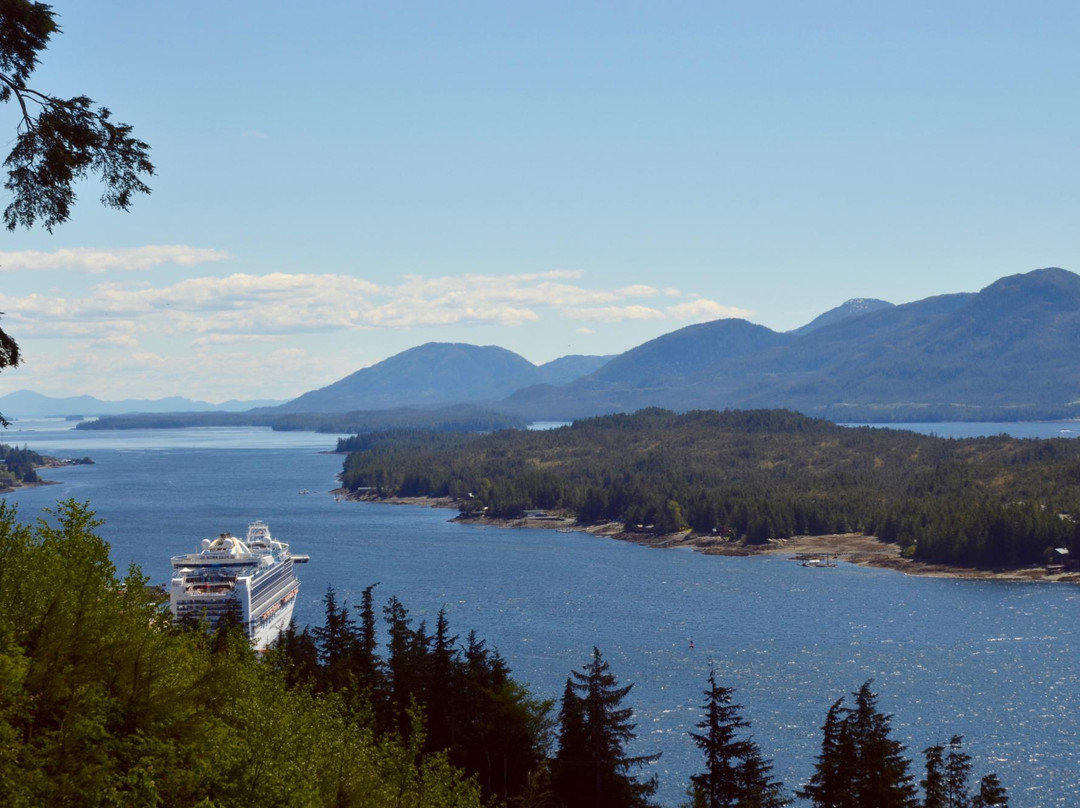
333;491;1080;583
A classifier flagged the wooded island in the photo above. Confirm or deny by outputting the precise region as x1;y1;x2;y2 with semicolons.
340;409;1080;572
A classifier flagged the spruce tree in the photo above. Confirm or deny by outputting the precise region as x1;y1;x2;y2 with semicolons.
943;735;972;807
799;682;916;808
844;682;918;807
736;745;789;808
972;773;1009;807
921;743;946;808
688;667;786;807
311;584;359;691
797;698;856;808
551;647;658;808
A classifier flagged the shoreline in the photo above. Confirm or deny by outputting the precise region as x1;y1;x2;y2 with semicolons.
331;491;1080;583
0;479;62;495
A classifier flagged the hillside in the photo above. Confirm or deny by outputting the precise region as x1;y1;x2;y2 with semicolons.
498;267;1080;421
340;407;1080;569
276;343;609;413
788;298;895;335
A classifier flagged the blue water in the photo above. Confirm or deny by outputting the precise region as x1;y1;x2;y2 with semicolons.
3;420;1079;806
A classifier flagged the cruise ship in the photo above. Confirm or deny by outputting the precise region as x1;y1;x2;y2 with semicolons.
169;520;309;650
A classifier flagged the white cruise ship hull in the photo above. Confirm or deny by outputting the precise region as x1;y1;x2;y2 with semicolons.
170;521;308;651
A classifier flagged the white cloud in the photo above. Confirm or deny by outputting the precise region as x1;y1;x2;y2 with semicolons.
0;269;753;342
0;267;755;399
561;298;754;325
0;245;231;273
562;305;665;322
618;284;659;297
665;300;754;321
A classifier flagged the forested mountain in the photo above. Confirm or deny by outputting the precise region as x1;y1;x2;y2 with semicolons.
35;267;1080;423
536;353;614;385
340;407;1080;569
274;342;610;413
788;297;895;335
498;268;1080;421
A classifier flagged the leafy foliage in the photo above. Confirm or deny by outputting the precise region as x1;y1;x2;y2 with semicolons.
0;500;486;807
0;1;154;231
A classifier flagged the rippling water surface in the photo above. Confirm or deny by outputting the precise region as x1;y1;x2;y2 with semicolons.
4;420;1078;806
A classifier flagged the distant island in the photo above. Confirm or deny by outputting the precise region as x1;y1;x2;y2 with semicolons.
339;408;1080;578
0;443;92;492
74;404;528;434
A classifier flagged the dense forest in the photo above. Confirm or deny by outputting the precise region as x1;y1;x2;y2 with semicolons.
0;443;44;486
0;444;91;490
0;501;1009;806
75;403;527;434
340;408;1080;569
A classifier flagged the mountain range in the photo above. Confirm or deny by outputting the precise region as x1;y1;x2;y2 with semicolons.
0;390;284;419
497;268;1080;421
7;268;1080;424
275;345;612;414
277;267;1080;422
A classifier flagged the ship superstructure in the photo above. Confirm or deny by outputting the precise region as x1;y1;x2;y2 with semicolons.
169;520;309;650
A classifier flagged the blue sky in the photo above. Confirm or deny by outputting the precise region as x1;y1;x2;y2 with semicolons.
1;1;1078;401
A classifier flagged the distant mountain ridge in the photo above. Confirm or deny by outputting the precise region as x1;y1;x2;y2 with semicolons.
275;343;612;414
788;298;895;336
497;267;1080;421
0;390;284;419
14;268;1080;424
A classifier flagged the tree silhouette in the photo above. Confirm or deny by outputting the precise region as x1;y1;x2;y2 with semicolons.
688;666;787;807
799;681;917;808
551;647;658;808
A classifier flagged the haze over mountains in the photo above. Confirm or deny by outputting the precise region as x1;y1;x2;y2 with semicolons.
0;390;283;419
7;268;1079;424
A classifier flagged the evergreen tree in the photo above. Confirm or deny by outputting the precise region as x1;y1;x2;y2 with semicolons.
352;582;382;690
736;750;788;808
845;682;918;807
972;773;1009;807
268;620;320;687
921;743;946;808
687;666;786;807
943;735;972;808
312;584;359;691
799;682;916;808
424;606;458;754
551;647;658;808
383;595;425;736
797;698;856;808
689;666;750;807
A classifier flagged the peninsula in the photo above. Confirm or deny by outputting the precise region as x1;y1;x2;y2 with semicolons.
338;408;1080;576
0;443;92;493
